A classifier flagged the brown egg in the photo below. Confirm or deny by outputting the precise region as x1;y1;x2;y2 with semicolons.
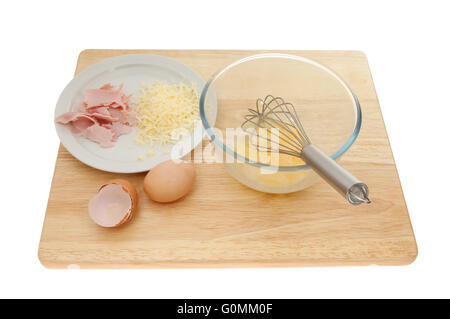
88;179;138;227
144;160;195;203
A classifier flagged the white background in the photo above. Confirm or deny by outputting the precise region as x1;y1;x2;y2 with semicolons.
1;0;449;299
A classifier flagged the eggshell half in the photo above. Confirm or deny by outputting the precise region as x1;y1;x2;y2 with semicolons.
88;179;138;227
143;160;195;203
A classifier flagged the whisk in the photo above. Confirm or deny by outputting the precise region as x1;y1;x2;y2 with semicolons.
241;95;371;205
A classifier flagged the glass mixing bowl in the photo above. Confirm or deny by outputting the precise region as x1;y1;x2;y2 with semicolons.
200;54;361;193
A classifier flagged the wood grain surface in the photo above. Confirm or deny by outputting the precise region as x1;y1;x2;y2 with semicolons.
38;50;417;268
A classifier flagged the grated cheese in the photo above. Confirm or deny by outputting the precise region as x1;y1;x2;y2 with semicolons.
134;82;200;147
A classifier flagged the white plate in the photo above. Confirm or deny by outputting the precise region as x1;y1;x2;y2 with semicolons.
55;54;212;173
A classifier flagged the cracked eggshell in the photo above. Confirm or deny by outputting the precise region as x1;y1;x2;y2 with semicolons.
88;179;138;227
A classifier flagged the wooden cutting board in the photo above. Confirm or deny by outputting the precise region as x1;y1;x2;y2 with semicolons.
38;50;417;268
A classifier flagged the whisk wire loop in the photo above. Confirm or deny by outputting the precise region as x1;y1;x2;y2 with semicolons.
241;95;311;156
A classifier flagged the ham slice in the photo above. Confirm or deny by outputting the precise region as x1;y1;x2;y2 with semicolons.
55;112;113;147
77;102;87;113
84;124;115;148
89;110;119;122
110;122;132;141
84;85;127;109
87;106;110;115
108;108;126;123
125;110;138;125
100;83;115;90
70;117;96;135
109;108;137;125
55;83;135;148
55;112;96;134
55;112;92;124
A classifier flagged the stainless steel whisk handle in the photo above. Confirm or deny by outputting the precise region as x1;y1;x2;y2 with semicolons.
301;144;371;205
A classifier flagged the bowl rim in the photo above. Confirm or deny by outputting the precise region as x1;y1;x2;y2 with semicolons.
199;53;362;172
